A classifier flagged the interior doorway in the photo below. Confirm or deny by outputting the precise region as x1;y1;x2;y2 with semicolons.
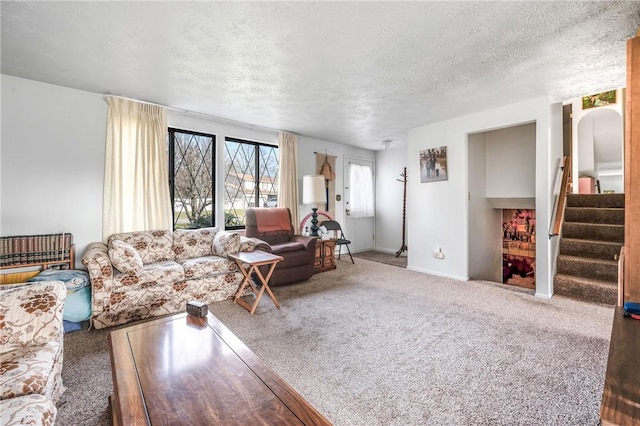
502;208;536;290
572;90;624;194
577;109;624;193
467;123;537;287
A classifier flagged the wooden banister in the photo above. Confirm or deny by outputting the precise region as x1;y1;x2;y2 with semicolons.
550;156;571;237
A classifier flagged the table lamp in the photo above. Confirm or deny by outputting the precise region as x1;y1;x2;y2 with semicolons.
302;174;326;237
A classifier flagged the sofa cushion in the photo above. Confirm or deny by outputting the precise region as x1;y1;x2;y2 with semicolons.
0;282;65;352
113;261;185;290
108;230;174;264
212;231;241;258
0;341;59;400
271;241;306;254
108;240;143;273
180;256;239;280
172;227;220;261
0;393;56;426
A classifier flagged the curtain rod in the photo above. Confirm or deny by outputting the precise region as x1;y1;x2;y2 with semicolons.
104;94;284;135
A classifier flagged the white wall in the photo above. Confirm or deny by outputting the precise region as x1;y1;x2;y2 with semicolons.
296;135;375;250
577;118;596;177
1;75;375;266
374;146;407;254
599;175;624;193
485;123;536;198
467;133;501;282
407;97;563;298
1;75;107;267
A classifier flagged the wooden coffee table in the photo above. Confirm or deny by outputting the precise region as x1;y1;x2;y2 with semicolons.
229;251;284;314
108;312;331;425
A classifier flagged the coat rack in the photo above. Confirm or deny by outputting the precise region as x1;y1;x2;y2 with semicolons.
395;167;408;257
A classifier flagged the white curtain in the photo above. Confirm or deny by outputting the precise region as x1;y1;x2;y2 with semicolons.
277;132;299;233
102;97;172;240
349;162;374;218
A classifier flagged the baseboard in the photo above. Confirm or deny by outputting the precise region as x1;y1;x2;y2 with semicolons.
534;292;553;300
407;266;468;281
372;247;407;257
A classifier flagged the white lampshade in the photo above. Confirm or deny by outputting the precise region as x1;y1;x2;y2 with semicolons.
302;175;326;204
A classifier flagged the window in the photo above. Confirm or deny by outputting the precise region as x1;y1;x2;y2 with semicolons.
349;162;374;218
168;128;215;229
224;137;279;229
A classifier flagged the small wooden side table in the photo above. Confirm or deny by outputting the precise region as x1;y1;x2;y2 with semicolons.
229;251;284;314
314;239;337;273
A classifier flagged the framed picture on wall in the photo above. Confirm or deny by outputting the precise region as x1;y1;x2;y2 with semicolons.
419;146;448;183
582;90;616;109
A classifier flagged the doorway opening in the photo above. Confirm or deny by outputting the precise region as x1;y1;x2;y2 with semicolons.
572;90;624;194
502;208;536;290
467;122;537;289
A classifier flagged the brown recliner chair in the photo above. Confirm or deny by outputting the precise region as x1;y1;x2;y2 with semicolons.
245;207;316;286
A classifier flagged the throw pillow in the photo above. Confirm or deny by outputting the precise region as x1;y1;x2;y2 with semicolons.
109;239;143;273
212;231;241;258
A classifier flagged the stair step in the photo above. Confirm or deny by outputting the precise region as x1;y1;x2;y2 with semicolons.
556;255;618;282
559;238;623;261
566;193;624;208
554;274;617;305
562;222;624;243
564;207;624;225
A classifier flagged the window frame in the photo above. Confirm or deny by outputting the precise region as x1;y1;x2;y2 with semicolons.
168;127;216;229
224;136;279;230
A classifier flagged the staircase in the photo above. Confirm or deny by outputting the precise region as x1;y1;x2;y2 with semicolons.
554;193;624;305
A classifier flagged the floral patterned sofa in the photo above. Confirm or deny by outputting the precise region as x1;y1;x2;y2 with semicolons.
82;227;255;329
0;281;66;426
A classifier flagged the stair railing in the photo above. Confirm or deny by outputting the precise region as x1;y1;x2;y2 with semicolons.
549;156;571;237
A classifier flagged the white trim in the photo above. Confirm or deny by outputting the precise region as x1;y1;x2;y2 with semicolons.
407;266;468;281
534;292;553;299
374;247;407;257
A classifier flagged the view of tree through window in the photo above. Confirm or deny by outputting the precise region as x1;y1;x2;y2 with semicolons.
224;137;278;229
168;128;215;229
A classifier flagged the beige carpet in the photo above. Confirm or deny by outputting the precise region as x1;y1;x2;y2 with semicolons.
57;258;613;425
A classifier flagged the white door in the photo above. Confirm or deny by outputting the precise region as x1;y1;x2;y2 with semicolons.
344;158;375;253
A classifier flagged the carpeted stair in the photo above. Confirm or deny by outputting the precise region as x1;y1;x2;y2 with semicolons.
554;193;624;305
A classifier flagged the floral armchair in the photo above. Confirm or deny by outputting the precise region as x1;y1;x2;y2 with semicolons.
0;281;66;426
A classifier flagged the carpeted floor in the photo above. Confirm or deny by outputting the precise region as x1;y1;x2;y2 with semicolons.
352;250;407;268
57;258;613;425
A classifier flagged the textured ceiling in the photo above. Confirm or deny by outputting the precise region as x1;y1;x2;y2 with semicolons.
2;1;639;150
